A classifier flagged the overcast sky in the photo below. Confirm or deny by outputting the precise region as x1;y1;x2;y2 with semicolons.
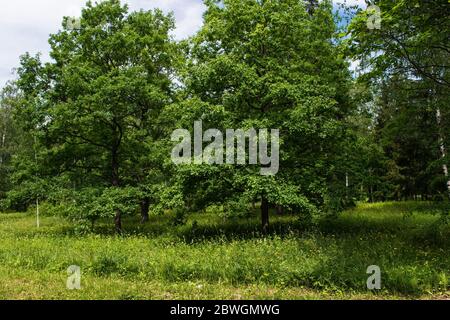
0;0;365;88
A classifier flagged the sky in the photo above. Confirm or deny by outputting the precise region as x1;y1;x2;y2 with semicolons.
0;0;366;88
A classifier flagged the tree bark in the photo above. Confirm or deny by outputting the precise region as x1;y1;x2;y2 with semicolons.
112;146;122;234
276;205;284;215
140;197;150;223
345;172;349;202
261;196;269;234
0;131;5;165
436;107;450;198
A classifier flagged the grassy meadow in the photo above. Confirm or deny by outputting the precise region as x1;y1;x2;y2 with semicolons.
0;202;449;300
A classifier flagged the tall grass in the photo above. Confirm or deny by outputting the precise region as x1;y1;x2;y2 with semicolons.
0;201;449;299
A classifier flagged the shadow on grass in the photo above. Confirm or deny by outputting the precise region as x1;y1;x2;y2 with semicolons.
3;202;449;296
88;206;450;249
18;201;449;250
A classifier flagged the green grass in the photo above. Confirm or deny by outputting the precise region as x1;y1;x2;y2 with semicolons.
0;202;449;300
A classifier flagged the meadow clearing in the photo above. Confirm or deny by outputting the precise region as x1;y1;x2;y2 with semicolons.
0;202;449;300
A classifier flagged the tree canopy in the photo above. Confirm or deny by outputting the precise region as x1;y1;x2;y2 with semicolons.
1;0;449;233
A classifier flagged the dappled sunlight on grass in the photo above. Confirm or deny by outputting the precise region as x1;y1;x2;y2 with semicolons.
0;201;449;299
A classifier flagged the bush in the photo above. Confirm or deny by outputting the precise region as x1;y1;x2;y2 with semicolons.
51;187;142;230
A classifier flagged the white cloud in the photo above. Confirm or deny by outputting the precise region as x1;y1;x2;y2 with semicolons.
123;0;206;39
333;0;367;7
0;0;205;87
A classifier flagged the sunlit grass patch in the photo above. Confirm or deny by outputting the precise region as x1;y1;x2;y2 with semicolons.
0;201;449;299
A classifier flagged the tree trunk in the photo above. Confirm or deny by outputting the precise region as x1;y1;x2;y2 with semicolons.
112;148;122;233
276;205;284;215
261;197;269;234
140;197;150;223
0;131;5;165
345;172;349;202
114;209;122;234
436;107;450;199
